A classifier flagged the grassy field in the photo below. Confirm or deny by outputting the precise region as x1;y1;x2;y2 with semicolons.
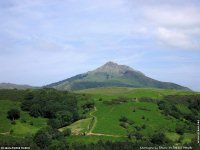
59;118;92;135
76;87;198;100
75;87;197;143
93;101;180;136
0;87;198;145
66;135;127;144
0;100;47;137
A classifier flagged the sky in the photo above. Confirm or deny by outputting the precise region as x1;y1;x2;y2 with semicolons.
0;0;200;91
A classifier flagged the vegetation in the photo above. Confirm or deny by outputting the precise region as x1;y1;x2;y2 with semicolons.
7;109;20;121
0;88;199;149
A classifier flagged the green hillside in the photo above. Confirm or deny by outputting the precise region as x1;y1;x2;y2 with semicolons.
46;62;189;91
0;88;199;149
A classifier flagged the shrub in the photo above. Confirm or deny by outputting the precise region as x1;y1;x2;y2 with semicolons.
63;128;71;136
11;120;16;125
119;116;128;122
120;122;129;128
151;132;167;144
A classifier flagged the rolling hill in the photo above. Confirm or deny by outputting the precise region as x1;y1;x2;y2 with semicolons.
0;83;37;90
46;61;190;91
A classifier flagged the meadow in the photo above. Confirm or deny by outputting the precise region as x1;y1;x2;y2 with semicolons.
0;100;47;137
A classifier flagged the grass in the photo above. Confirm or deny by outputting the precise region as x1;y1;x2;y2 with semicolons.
76;87;198;101
74;87;198;143
66;135;126;144
0;87;198;144
93;101;180;136
0;100;47;137
59;118;92;135
165;132;180;142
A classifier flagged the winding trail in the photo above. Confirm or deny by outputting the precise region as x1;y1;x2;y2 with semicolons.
0;132;9;135
88;106;97;134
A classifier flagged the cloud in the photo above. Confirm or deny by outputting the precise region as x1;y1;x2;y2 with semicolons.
0;0;200;90
156;27;197;49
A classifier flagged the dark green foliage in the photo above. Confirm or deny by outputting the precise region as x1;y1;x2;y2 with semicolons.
71;140;153;150
119;122;129;128
176;124;185;135
11;120;16;125
63;128;71;136
151;132;168;144
119;116;128;122
34;128;51;149
29;104;42;117
159;95;200;124
0;89;27;101
139;97;154;103
82;101;95;110
7;108;20;120
48;119;61;129
21;89;81;129
103;97;129;105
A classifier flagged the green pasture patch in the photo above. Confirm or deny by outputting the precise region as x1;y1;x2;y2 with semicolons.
76;87;197;101
93;101;179;136
66;135;126;144
0;100;47;137
60;118;92;135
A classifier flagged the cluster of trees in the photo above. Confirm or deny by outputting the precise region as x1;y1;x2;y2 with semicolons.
21;89;81;129
158;95;200;124
0;89;28;101
33;127;71;149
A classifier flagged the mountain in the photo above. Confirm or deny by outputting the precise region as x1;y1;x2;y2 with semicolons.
0;83;37;90
46;61;190;91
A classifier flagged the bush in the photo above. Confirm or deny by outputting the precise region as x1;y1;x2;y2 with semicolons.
120;122;129;128
34;128;51;149
176;125;185;135
20;118;26;123
119;116;128;122
63;128;71;136
151;132;167;144
135;132;143;140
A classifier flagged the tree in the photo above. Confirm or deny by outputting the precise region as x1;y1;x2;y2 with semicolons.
34;128;51;149
7;109;20;120
48;119;61;129
29;104;42;117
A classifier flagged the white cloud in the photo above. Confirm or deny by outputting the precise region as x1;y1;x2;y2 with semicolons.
156;27;196;49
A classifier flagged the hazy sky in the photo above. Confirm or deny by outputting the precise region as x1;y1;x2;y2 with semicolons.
0;0;200;91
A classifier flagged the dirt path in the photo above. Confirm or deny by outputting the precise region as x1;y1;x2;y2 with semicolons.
88;107;97;133
0;132;9;135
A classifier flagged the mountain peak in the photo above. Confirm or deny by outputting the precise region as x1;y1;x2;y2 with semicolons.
46;61;190;91
93;61;134;75
103;61;118;67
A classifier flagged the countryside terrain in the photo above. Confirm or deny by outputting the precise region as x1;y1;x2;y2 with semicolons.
0;62;199;149
0;87;199;149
